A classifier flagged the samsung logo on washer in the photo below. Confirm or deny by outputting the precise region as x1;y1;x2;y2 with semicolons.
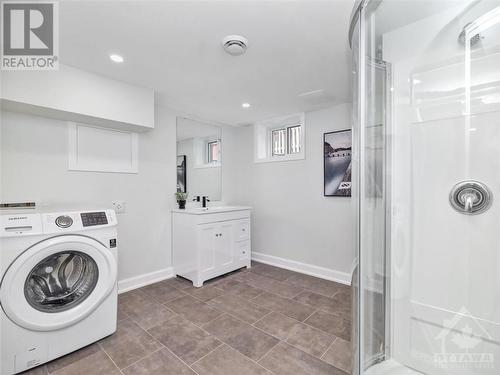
8;217;28;221
1;1;59;70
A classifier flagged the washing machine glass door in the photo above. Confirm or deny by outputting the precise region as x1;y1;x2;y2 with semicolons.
25;250;99;313
0;235;117;332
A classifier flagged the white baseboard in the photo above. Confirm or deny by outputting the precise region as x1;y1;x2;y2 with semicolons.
251;252;352;286
118;267;175;294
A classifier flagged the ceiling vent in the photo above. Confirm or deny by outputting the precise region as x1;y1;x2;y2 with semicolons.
222;35;248;56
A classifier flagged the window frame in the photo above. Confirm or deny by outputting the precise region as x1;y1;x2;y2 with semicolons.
271;128;287;156
207;139;221;164
254;112;305;163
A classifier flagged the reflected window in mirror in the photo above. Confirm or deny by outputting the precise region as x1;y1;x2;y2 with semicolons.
208;140;221;164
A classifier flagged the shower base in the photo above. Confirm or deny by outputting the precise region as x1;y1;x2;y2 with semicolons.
365;359;424;375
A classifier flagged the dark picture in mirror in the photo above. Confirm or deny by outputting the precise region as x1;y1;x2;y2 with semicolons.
324;129;352;197
177;155;187;193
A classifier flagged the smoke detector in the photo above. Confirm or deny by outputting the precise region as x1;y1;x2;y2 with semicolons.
222;35;248;56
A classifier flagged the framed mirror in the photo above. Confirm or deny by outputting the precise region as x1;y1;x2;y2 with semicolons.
176;117;222;201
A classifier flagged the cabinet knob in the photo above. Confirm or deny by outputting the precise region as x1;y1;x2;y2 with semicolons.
215;234;219;237
242;228;246;232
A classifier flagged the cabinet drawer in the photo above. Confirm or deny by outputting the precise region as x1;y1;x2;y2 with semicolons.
235;220;250;241
236;240;250;260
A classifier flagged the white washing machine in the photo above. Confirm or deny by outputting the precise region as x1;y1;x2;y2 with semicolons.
0;209;118;374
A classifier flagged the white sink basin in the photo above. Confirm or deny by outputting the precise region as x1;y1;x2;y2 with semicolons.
173;205;251;214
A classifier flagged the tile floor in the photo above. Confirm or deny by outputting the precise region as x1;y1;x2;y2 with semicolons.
23;262;353;375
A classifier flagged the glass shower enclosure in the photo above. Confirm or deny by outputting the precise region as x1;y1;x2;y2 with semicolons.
350;1;500;374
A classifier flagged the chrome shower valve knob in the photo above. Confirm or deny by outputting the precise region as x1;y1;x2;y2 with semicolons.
449;181;492;215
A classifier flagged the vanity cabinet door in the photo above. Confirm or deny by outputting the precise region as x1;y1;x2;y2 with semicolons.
199;224;218;274
215;222;234;268
199;222;235;276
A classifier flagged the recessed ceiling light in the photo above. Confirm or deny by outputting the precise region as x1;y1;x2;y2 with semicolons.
242;103;251;108
109;54;124;63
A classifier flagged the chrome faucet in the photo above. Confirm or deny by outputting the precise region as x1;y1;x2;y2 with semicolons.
202;196;210;208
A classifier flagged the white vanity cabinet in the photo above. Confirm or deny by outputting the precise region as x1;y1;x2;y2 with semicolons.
172;207;251;287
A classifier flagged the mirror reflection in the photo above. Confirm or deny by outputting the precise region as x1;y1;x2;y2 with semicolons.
176;117;222;201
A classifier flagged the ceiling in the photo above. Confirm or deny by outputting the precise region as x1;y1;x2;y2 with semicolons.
60;1;354;126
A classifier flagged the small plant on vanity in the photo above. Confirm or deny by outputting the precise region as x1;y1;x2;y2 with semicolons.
175;192;188;209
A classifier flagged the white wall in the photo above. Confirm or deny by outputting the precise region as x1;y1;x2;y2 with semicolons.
1;64;155;131
0;107;177;290
0;103;354;290
224;103;354;283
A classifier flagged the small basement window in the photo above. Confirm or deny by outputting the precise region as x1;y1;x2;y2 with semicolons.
208;140;221;163
255;113;305;163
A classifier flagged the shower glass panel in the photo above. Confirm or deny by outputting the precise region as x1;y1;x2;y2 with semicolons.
351;0;500;374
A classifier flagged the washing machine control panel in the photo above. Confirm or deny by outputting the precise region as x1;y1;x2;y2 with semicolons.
41;210;117;233
80;211;108;227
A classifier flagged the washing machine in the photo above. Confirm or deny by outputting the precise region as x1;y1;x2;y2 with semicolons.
0;209;118;374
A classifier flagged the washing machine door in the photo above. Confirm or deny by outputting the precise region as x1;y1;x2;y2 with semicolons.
0;235;117;331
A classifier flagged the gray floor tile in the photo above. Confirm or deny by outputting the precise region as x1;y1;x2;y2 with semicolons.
207;294;270;324
148;315;222;365
192;345;271;375
259;342;347;375
50;351;120;375
234;272;303;299
125;299;177;331
285;322;335;358
249;263;298;282
122;348;196;375
329;290;352;320
209;277;241;290
253;312;298;340
321;337;353;374
292;290;333;308
162;276;194;290
183;285;225;302
35;263;354;374
117;302;129;321
203;315;279;361
46;343;101;373
294;290;351;320
118;289;149;308
140;281;188;304
304;311;351;341
213;279;265;300
100;318;162;369
252;292;315;321
286;274;345;297
165;295;223;325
